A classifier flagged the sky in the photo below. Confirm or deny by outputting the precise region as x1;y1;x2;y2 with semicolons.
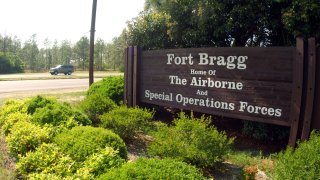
0;0;145;47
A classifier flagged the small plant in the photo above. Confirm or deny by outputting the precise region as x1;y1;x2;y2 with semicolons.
97;158;206;180
0;100;26;125
80;93;116;124
1;112;30;135
100;106;154;141
32;102;91;128
148;112;233;167
77;147;125;177
87;76;124;105
6;121;52;158
243;165;258;180
272;131;320;179
53;126;127;162
16;143;76;178
25;95;57;115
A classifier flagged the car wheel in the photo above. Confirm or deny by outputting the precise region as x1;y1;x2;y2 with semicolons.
64;73;67;75
54;71;58;75
68;71;72;75
50;73;54;75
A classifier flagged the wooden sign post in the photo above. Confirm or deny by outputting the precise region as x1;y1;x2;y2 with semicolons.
125;38;319;146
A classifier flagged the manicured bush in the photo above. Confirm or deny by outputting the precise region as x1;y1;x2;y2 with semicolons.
80;93;116;124
53;126;127;162
6;121;52;158
32;103;91;127
1;112;30;135
25;95;57;115
0;100;26;125
87;76;124;105
16;143;76;178
272;131;320;179
148;112;233;167
97;158;206;180
100;106;154;141
77;147;125;178
27;173;64;180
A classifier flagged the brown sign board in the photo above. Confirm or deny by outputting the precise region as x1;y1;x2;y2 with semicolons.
139;47;295;126
124;38;320;146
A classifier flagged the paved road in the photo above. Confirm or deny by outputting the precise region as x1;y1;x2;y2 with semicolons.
0;78;100;94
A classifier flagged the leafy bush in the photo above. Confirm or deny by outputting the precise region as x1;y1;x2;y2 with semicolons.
27;173;64;180
77;147;125;178
1;112;30;135
100;106;154;141
53;126;127;162
25;95;57;115
0;100;26;125
97;158;206;180
242;121;289;141
148;112;233;167
6;121;52;158
80;93;116;124
16;143;76;178
32;102;91;128
272;131;320;179
87;76;124;105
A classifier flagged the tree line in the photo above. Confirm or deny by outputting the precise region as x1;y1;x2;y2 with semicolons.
1;0;319;74
126;0;320;49
0;33;126;73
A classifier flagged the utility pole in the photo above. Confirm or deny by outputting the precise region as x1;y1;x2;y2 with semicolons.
89;0;97;86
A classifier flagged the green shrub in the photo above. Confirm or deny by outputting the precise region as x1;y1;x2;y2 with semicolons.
97;158;206;180
0;100;26;125
100;106;154;141
32;103;91;127
16;143;76;178
6;121;52;158
25;95;57;115
27;173;64;180
272;131;320;179
87;76;124;105
80;93;116;124
242;121;289;141
53;126;127;162
77;147;125;178
1;112;30;135
148;112;233;167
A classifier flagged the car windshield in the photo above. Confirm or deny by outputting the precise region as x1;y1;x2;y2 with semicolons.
55;65;62;68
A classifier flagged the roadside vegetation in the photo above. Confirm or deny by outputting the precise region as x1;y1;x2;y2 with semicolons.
0;76;319;179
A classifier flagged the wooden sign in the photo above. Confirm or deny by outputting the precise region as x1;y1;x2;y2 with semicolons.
124;38;320;147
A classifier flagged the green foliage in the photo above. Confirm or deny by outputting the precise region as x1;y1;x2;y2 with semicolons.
25;95;57;115
127;12;172;50
16;143;75;178
80;93;116;124
272;131;320;179
87;76;124;105
97;158;206;180
242;121;289;141
282;0;320;41
53;126;127;162
100;106;154;141
6;121;52;158
0;100;26;125
25;96;91;128
0;52;24;74
27;173;64;180
77;147;125;178
1;112;30;135
148;112;233;167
